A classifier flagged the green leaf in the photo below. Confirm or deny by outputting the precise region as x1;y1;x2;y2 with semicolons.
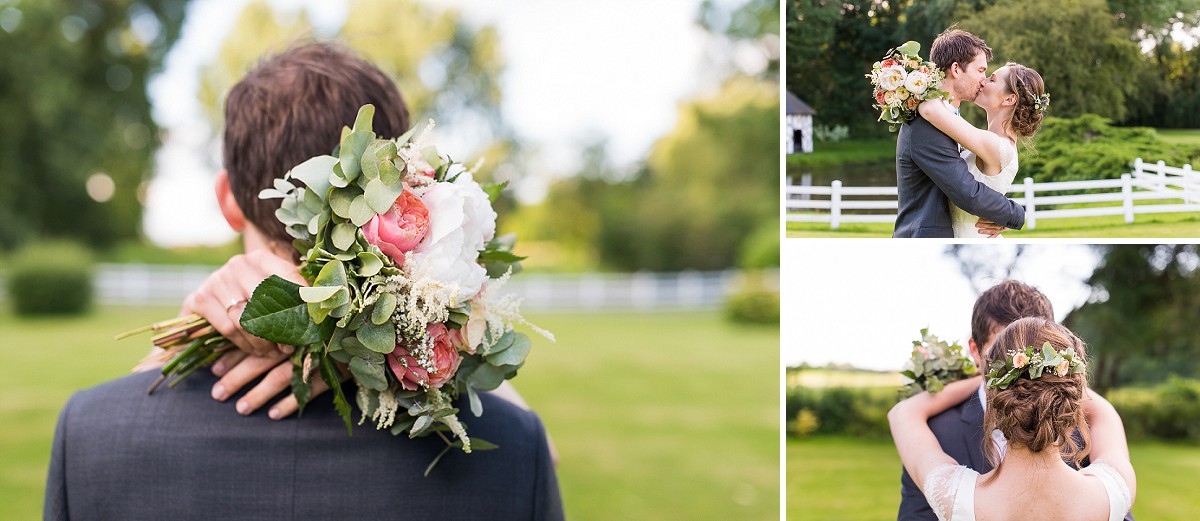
340;336;385;362
897;40;920;57
331;222;357;251
328;186;361;219
356;320;396;353
470;438;499;451
486;333;531;366
240;276;322;346
467;385;483;417
364;177;404;215
467;362;509;391
349;195;375;227
424;445;452;477
352;104;375;133
412;414;433;435
339;131;373;183
319;355;353;436
485;330;516;355
356;252;383;277
298;285;341;303
371;292;397;324
349;356;388;391
481;181;508;202
378;157;402;186
287;155;337;198
314;259;349;287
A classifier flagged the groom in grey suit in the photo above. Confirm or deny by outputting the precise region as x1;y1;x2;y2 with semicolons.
897;280;1134;521
893;29;1025;238
44;43;563;521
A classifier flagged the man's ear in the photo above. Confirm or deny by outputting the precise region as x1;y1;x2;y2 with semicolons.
946;62;960;80
215;169;245;232
968;337;983;367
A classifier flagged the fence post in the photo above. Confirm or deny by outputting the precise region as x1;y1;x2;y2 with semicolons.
1184;165;1197;204
1122;173;1134;223
830;180;842;230
1133;157;1143;178
1023;177;1036;230
1157;160;1167;189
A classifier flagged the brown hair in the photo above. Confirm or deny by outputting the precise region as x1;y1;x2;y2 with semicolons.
1000;62;1047;138
223;42;410;251
982;317;1090;483
971;280;1055;348
929;28;992;74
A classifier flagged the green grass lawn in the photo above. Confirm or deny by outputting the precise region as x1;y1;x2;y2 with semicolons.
786;209;1200;238
787;436;1200;520
1155;128;1200;145
0;306;780;521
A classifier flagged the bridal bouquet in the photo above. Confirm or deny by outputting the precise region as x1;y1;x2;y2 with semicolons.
866;41;950;132
898;328;977;399
122;105;551;471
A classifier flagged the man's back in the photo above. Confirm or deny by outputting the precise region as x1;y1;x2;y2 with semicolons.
45;370;562;520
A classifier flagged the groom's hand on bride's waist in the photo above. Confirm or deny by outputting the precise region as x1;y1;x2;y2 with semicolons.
975;218;1007;238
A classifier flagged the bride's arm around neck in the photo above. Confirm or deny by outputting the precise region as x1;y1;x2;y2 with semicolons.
1083;389;1137;503
918;99;1006;174
888;376;984;493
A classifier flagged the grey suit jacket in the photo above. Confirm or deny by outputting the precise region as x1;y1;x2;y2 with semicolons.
897;390;1134;521
45;370;563;521
893;116;1025;238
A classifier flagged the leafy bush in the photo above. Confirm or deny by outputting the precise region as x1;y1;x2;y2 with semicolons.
724;286;779;325
7;241;94;316
737;220;780;270
785;385;893;438
1108;377;1200;443
1023;114;1200;183
813;124;850;143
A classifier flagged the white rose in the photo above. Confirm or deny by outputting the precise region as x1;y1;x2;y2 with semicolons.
878;65;907;91
904;70;930;96
409;171;497;305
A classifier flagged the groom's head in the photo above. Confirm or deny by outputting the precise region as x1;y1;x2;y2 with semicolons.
968;280;1054;367
220;42;411;252
930;28;992;103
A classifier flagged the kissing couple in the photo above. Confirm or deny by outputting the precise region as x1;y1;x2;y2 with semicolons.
893;28;1048;239
889;280;1136;521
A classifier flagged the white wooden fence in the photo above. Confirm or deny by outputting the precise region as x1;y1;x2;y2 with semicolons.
2;264;778;312
787;157;1200;229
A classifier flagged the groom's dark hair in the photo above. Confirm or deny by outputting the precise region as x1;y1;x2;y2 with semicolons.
930;28;992;74
971;280;1054;348
223;41;410;250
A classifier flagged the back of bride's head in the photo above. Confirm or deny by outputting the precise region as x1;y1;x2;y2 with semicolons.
983;317;1090;471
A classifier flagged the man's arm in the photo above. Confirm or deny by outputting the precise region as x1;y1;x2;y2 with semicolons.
44;397;72;521
908;118;1025;230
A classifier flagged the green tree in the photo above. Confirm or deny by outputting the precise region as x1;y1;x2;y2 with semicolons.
1065;245;1200;392
957;0;1144;121
0;0;186;250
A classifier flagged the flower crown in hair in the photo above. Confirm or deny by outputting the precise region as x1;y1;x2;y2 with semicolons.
985;342;1085;390
1033;92;1050;112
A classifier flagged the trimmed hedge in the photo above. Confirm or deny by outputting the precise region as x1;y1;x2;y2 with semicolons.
1107;377;1200;443
724;287;779;325
785;386;894;438
7;241;94;316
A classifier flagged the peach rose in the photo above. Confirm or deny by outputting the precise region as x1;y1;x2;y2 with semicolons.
387;323;463;391
1012;352;1029;368
1056;359;1071;377
363;189;429;266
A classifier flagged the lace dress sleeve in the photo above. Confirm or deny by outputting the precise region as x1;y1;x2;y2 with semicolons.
922;464;970;521
1080;461;1133;521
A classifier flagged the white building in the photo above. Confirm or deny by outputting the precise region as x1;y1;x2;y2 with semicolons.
786;92;816;154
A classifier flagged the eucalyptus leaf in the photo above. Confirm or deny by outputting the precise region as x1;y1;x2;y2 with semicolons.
371;292;397;325
339;131;372;183
378;157;402;186
298;285;341;303
331;222;357;251
341;336;385;362
467;385;483;417
286;155;337;198
486;333;530;366
352;104;375;133
356;252;383;277
349;195;375;227
329;188;357;219
356;320;397;353
349;356;388;391
412;414;432;435
364;177;404;214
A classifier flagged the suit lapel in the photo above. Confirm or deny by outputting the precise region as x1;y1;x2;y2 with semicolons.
960;392;993;474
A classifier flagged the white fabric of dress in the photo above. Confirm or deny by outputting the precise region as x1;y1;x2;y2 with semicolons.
949;140;1019;238
922;461;1132;521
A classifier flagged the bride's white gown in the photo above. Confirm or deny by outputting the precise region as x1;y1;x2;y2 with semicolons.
922;461;1133;521
950;141;1019;238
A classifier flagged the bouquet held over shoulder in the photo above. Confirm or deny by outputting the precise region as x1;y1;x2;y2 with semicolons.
866;41;950;132
898;328;977;399
122;105;551;467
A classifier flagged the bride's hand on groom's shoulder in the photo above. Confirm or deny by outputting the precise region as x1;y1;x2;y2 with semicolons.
180;249;338;420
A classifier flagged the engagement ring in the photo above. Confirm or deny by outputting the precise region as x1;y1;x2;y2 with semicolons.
226;298;247;312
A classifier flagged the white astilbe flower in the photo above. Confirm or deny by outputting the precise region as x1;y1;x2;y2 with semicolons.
427;389;471;452
474;269;556;354
372;387;400;429
362;254;458;342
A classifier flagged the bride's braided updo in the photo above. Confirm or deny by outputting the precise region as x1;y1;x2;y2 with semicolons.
981;317;1090;481
1002;62;1047;138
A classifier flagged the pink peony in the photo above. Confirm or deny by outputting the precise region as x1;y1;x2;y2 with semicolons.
363;190;429;266
387;323;463;391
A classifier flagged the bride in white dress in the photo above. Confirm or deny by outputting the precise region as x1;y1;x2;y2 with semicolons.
918;62;1048;238
889;317;1136;521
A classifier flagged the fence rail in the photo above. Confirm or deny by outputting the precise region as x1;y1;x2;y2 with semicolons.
787;157;1200;229
1;264;777;312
